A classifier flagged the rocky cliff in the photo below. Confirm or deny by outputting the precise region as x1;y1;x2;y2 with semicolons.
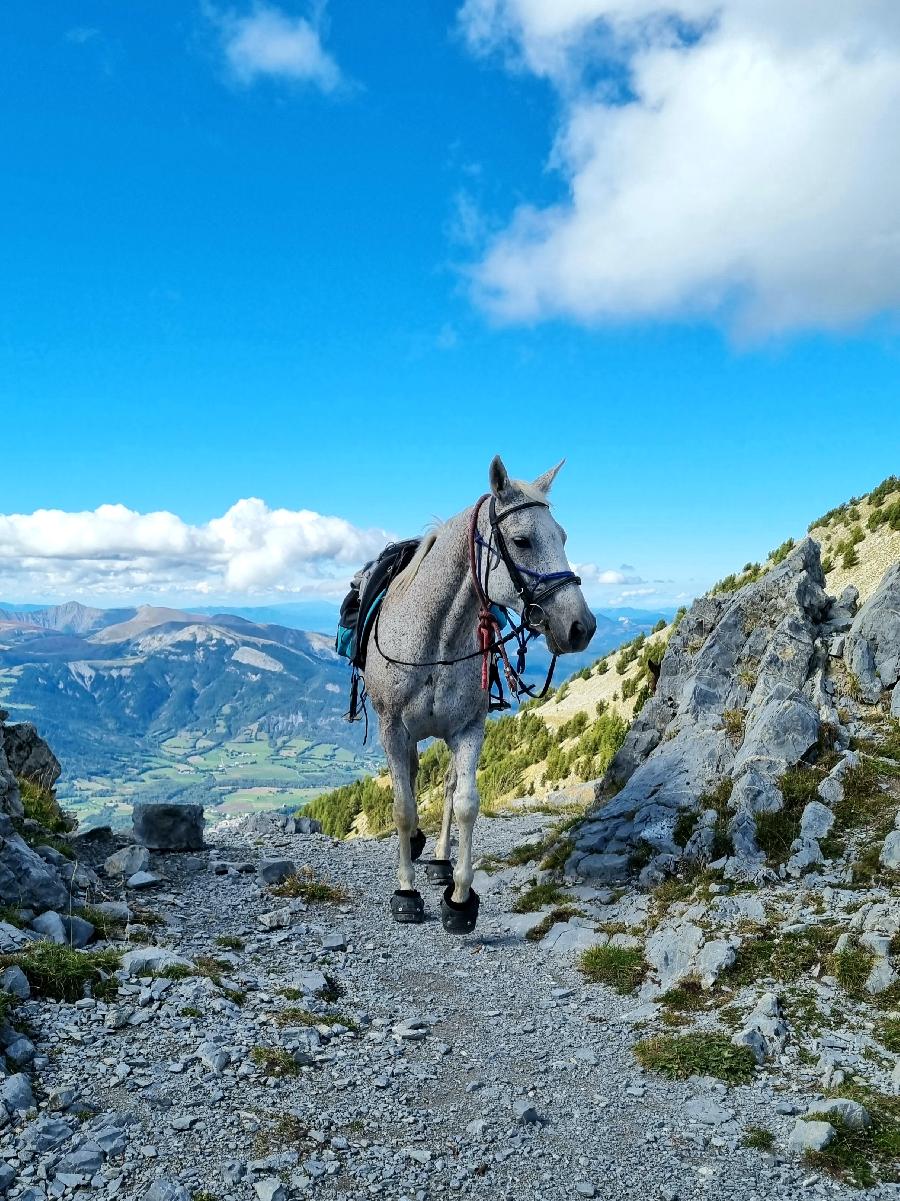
570;539;900;888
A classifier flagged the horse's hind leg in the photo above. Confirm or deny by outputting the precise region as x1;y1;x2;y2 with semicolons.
433;760;456;861
424;759;456;888
383;722;424;923
440;720;483;934
408;744;426;862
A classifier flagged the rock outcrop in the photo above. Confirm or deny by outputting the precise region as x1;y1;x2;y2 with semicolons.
0;711;71;911
844;560;900;704
570;540;898;885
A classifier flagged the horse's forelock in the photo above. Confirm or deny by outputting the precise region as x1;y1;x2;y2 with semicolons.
509;478;551;507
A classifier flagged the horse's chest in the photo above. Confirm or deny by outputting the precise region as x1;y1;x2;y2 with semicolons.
401;666;485;739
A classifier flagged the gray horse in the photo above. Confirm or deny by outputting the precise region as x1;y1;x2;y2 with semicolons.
363;455;596;932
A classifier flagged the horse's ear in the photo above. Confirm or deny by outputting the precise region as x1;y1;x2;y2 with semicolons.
489;455;512;499
533;459;565;495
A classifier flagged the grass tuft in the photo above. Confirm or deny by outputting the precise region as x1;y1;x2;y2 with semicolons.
0;941;121;1002
17;776;76;835
513;881;568;913
659;977;708;1012
270;868;348;904
804;1084;900;1189
215;934;244;951
250;1046;300;1077
744;1126;775;1151
634;1032;756;1084
524;906;581;942
579;944;646;994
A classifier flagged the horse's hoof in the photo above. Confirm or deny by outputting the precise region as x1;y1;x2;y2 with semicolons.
391;889;425;924
440;886;480;934
424;859;455;887
410;829;427;862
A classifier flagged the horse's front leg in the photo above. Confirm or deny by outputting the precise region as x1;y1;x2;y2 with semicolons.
441;720;484;933
382;721;425;923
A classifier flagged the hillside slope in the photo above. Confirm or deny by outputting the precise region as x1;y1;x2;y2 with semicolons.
0;605;381;827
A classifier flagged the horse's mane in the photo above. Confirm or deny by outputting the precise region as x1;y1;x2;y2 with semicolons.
390;530;440;597
389;480;549;599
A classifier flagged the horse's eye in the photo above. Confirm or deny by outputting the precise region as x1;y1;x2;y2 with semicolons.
512;536;531;550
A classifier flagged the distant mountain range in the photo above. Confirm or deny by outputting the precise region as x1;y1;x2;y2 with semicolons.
0;599;673;828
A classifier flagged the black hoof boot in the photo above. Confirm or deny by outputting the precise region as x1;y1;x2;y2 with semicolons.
424;859;455;887
410;829;426;862
391;889;425;924
440;886;480;934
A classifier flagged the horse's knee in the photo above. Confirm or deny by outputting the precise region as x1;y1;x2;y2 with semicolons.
393;797;417;834
453;788;479;826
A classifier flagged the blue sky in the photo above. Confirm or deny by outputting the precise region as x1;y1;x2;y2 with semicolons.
1;1;899;609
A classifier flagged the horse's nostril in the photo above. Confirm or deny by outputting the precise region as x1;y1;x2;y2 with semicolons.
570;620;586;648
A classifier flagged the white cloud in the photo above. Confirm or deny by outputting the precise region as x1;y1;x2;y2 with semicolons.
0;499;390;602
458;1;900;335
574;563;644;587
213;2;342;91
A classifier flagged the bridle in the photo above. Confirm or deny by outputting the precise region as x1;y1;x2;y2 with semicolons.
372;491;581;712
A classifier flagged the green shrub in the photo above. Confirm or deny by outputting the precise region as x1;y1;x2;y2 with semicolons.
743;1126;775;1151
17;777;75;836
755;764;821;863
769;539;795;565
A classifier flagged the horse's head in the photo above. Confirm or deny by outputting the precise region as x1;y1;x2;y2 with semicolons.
480;455;596;655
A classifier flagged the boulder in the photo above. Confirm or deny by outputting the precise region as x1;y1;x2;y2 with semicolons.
30;910;67;944
880;830;900;871
0;966;30;999
732;992;789;1063
800;801;835;841
104;845;150;877
844;561;900;702
0;1072;35;1113
133;803;204;851
806;1098;870;1131
788;1119;835;1153
121;946;193;976
1;722;61;791
258;858;296;885
0;816;69;911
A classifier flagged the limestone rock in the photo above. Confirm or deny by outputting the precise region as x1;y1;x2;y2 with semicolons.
1;721;61;791
0;815;69;912
844;561;900;702
806;1098;870;1131
133;802;204;851
788;1119;835;1153
732;992;788;1063
258;858;296;885
880;830;900;871
105;845;150;877
121;947;193;976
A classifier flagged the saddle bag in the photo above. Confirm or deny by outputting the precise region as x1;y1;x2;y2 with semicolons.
335;538;421;670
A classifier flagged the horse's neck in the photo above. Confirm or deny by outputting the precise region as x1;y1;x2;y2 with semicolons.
393;509;479;654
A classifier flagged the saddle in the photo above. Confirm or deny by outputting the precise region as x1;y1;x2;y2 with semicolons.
335;538;421;670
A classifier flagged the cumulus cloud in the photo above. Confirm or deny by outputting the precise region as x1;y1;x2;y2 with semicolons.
574;563;644;587
212;2;342;91
458;1;900;335
0;499;390;602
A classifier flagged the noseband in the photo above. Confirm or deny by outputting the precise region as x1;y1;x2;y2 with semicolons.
472;494;582;629
468;492;580;710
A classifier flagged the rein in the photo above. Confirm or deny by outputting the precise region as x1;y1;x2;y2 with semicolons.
372;492;581;711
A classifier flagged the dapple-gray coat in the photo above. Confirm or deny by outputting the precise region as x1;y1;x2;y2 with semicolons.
363;456;595;929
